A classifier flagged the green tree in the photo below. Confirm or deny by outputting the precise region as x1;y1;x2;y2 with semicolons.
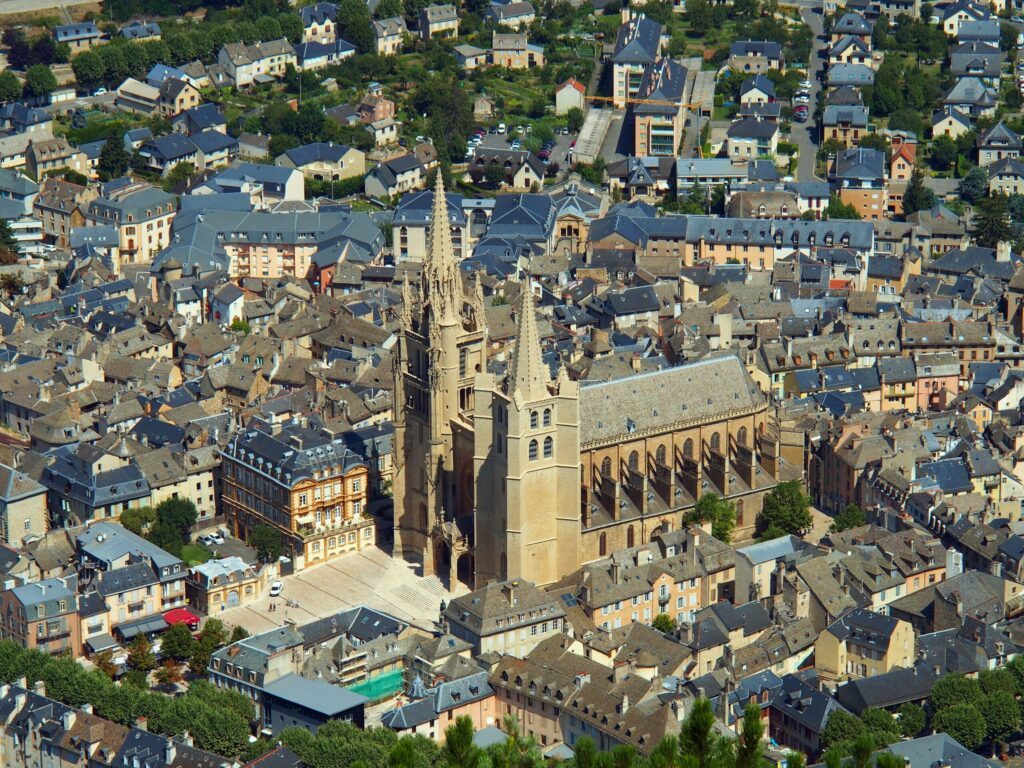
979;667;1019;695
931;674;983;711
851;733;875;768
23;64;57;99
160;622;197;660
756;480;812;539
566;107;584;133
442;716;480;768
230;317;251;334
198;618;229;649
897;703;926;738
734;703;765;768
958;165;989;203
902;167;935;217
484;162;507;188
337;0;375;52
679;698;726;768
375;0;403;16
0;70;21;102
229;625;251;644
875;754;905;768
649;735;680;768
126;634;156;672
930;134;958;171
163;161;197;190
72;50;106;90
822;710;864;749
0;219;18;259
931;704;986;750
98;134;132;180
278;12;304;42
973;193;1012;248
686;493;736;543
830;503;866;533
120;505;156;535
977;691;1021;742
652;613;677;633
250;523;284;563
824;195;862;220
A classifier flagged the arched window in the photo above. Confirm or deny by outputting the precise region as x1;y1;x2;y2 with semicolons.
530;411;538;429
683;438;694;459
528;440;538;461
738;427;748;447
710;432;721;453
599;533;607;556
736;499;745;525
656;444;667;466
601;457;612;477
543;408;551;426
628;451;639;471
627;525;635;548
543;436;553;458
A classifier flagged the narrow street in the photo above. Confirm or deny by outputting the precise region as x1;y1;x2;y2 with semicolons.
795;6;827;182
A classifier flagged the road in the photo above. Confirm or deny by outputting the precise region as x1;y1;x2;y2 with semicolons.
794;6;827;183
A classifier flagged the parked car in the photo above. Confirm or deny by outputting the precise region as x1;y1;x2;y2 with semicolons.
1015;16;1024;23
497;123;507;134
269;581;283;597
198;534;216;547
210;532;225;545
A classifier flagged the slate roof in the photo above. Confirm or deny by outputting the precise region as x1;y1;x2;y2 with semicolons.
579;353;763;445
263;673;366;715
729;39;783;59
612;14;662;64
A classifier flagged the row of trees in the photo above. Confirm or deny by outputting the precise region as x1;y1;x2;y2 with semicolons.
1;27;69;71
0;639;254;757
70;14;303;90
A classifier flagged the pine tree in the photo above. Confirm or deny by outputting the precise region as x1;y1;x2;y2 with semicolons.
902;167;935;216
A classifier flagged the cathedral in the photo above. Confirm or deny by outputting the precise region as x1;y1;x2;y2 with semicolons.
393;176;781;590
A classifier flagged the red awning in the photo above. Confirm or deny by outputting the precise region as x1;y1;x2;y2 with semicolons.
163;608;200;627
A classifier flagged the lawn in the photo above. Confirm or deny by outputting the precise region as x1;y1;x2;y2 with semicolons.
181;543;213;565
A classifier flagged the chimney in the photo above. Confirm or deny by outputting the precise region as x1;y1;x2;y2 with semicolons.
81;703;93;715
610;560;621;584
618;693;630;714
165;741;176;764
61;710;75;731
180;732;193;747
997;240;1012;263
136;716;148;732
33;679;45;697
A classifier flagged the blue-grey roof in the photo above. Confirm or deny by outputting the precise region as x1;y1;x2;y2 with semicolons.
223;422;366;488
75;522;183;577
191;130;238;154
264;673;367;716
487;193;555;242
10;576;74;609
143;133;198;163
282;142;355;167
121;20;161;39
738;535;806;565
730;39;783;59
887;733;1000;768
740;75;775;99
835;147;885;180
918;457;973;494
54;21;99;41
828;63;875;86
612;14;662;64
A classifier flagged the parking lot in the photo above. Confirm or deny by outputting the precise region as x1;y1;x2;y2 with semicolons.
213;545;461;636
475;127;576;169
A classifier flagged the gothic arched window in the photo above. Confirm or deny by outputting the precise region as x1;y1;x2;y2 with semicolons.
601;457;612;477
656;444;667;466
683;438;694;459
543;436;553;458
628;451;639;471
528;440;538;461
543;408;552;427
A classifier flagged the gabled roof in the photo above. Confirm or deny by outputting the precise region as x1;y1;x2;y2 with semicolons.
740;74;775;99
612;14;662;64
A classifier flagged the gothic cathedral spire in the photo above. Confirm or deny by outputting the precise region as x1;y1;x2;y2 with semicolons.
507;282;550;403
423;173;461;322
